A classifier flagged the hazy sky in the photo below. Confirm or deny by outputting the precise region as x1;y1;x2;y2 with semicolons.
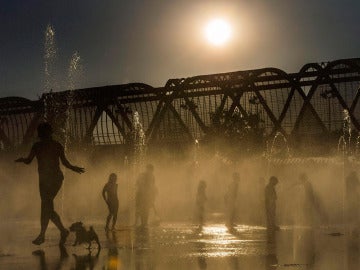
1;0;360;99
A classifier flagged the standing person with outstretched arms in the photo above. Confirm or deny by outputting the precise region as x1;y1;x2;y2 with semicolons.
15;123;85;245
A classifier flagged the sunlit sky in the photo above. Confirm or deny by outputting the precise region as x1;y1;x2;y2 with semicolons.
1;0;360;99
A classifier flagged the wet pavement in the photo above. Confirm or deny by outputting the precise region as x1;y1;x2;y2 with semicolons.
0;221;359;269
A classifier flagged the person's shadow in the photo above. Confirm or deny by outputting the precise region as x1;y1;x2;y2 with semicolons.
32;244;69;270
134;227;156;270
105;231;120;270
227;227;279;270
194;235;207;270
72;247;100;270
266;230;278;270
33;244;100;270
347;234;360;270
292;228;315;269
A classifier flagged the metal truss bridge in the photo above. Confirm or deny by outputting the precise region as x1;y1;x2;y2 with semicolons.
1;58;360;153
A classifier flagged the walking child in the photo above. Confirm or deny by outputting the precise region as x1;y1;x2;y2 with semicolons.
15;123;84;245
102;173;119;231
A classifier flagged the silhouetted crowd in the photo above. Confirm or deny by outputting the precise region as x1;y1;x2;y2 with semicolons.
15;123;360;247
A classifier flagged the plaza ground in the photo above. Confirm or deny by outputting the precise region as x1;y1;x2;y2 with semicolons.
0;220;359;269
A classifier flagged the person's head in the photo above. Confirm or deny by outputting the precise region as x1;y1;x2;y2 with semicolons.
233;172;240;182
37;122;53;139
269;176;278;186
109;173;117;184
146;164;154;173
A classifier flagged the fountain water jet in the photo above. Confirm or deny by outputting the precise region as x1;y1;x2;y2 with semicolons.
133;111;146;167
43;24;59;122
355;133;360;156
43;38;85;217
338;109;352;156
67;51;83;91
60;51;83;217
264;131;291;174
130;111;146;225
269;132;291;159
43;24;58;94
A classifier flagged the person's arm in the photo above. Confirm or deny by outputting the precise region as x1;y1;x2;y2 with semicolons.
59;144;85;174
15;144;36;164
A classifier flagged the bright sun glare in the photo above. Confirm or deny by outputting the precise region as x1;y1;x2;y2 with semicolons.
205;19;232;46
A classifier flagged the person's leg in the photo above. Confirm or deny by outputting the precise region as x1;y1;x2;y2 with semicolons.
32;197;51;245
105;213;112;231
33;184;50;244
142;207;150;227
198;206;204;227
47;183;66;233
111;203;119;229
266;212;274;230
135;197;141;226
228;205;236;227
139;206;146;227
48;204;69;245
41;200;51;233
49;182;69;244
50;210;66;232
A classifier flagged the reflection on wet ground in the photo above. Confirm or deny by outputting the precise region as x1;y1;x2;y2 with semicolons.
0;221;360;269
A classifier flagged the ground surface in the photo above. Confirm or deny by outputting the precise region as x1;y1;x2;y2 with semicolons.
0;220;359;269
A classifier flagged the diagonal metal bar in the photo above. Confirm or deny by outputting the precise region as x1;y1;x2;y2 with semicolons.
293;75;329;133
115;101;133;130
84;105;106;143
104;108;127;139
350;88;360;113
272;87;296;135
146;99;164;138
227;92;248;117
183;96;208;133
252;89;286;134
208;93;229;131
327;81;360;131
166;102;194;140
216;92;250;133
146;102;168;144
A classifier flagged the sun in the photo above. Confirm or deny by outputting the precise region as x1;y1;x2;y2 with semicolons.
205;19;232;46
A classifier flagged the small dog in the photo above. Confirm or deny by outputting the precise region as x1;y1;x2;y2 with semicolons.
69;222;101;249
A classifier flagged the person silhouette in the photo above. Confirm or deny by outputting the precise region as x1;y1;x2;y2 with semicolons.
224;172;240;228
15;122;85;245
135;164;157;227
195;180;207;230
265;176;279;231
102;173;119;231
297;173;327;226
